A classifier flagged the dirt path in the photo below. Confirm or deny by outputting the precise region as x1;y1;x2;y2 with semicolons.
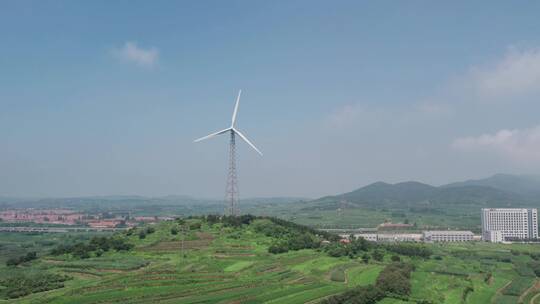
492;281;512;304
518;280;540;303
531;292;540;304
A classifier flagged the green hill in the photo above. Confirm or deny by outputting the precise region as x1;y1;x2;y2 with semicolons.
314;180;526;210
443;173;540;199
3;217;540;303
282;174;540;230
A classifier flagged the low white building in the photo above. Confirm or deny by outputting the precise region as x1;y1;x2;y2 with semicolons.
483;230;504;243
344;233;422;242
423;230;474;242
376;233;422;242
354;233;377;242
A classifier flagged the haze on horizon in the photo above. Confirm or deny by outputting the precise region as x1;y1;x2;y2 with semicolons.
2;1;540;199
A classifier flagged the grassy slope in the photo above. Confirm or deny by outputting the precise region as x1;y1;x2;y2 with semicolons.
2;222;540;303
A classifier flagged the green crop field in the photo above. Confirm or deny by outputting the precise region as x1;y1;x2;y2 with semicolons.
2;219;540;303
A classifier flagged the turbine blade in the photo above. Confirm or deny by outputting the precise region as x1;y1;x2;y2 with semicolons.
194;128;231;142
231;90;241;127
233;128;262;156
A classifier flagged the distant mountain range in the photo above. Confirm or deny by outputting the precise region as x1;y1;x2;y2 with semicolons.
309;174;540;211
0;195;306;210
443;173;540;199
2;173;540;215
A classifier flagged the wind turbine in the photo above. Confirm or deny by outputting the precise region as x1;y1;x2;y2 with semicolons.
194;90;262;216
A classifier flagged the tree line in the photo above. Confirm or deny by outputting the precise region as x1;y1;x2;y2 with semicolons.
50;235;133;259
0;273;69;299
5;251;37;267
383;243;432;258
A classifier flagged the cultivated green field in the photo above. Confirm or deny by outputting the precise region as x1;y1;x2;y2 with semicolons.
2;220;540;303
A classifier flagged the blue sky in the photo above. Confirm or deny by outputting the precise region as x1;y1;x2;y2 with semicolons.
2;1;540;198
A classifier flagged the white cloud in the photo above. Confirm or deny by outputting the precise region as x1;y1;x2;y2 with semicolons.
415;101;453;117
325;101;452;131
113;42;159;68
325;104;369;129
469;47;540;99
452;125;540;163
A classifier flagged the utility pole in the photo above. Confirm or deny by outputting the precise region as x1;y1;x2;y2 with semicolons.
180;225;188;260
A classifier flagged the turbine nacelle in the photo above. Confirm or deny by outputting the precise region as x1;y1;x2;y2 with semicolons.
194;90;262;156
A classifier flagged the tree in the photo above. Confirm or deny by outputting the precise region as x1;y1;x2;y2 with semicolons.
362;253;370;264
171;226;179;235
189;222;201;230
351;236;371;253
376;271;410;295
268;242;289;254
325;244;349;258
391;255;401;262
72;245;90;259
138;230;147;239
375;262;414;296
372;250;384;262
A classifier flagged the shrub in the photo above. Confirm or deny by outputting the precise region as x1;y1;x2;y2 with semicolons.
0;273;70;299
321;285;384;304
502;277;535;296
529;262;540;277
6;251;38;267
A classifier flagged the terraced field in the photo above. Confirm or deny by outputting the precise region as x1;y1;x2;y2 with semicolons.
3;221;540;303
0;222;358;304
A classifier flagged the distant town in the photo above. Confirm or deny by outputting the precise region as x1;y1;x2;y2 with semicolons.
2;207;538;245
331;208;539;244
0;209;174;229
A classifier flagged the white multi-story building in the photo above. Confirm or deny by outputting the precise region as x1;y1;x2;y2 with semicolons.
423;231;474;242
481;208;538;242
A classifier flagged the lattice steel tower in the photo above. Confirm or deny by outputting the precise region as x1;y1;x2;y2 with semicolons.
225;131;239;215
194;90;262;216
